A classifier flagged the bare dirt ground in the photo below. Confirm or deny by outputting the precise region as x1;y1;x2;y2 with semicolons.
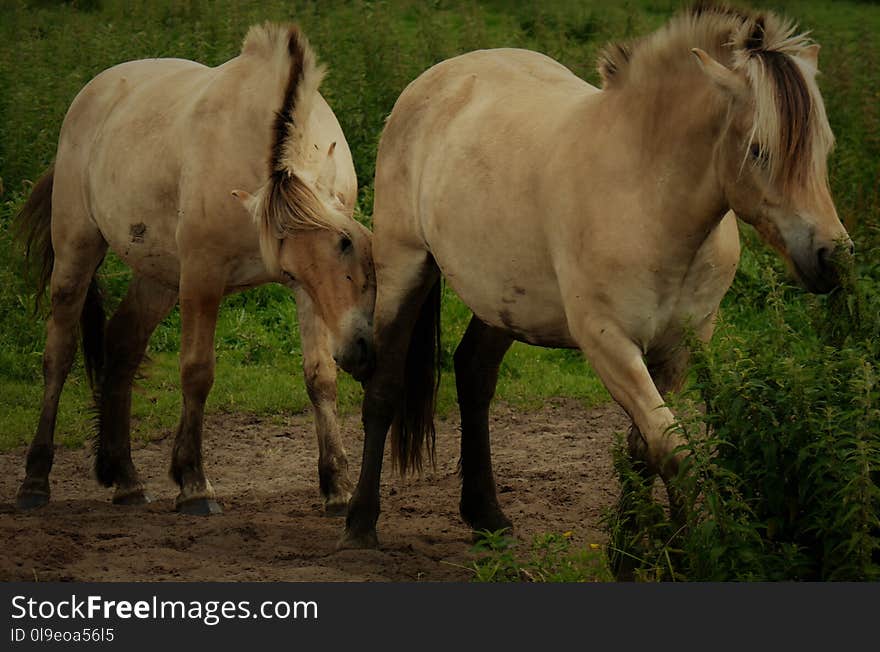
0;400;627;582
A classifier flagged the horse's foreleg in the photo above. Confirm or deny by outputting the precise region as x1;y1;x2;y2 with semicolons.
574;324;684;481
454;316;513;535
96;275;177;505
17;238;106;509
625;349;691;481
340;253;439;549
170;270;225;515
293;288;352;515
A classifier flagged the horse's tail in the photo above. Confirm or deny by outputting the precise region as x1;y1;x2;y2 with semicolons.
391;279;442;474
15;165;55;314
15;163;105;393
80;277;105;394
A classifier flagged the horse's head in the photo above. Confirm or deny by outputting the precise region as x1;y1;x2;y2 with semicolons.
693;17;852;293
234;145;375;381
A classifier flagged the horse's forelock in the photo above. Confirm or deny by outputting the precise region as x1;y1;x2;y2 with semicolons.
257;171;347;274
734;15;832;193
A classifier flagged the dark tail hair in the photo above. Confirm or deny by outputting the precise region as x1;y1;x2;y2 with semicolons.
391;279;442;474
15;165;56;314
80;277;105;393
15;164;105;393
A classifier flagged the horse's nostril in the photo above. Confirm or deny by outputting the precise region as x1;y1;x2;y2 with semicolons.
817;247;831;271
849;241;856;256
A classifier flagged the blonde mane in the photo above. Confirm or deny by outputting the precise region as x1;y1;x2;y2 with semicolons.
598;2;834;193
241;23;345;274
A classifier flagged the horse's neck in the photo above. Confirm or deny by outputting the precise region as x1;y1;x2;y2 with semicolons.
589;80;731;249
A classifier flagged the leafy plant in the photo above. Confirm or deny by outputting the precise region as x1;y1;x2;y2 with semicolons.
471;529;613;582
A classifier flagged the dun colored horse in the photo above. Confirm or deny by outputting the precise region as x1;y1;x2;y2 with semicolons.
342;4;853;548
16;24;374;516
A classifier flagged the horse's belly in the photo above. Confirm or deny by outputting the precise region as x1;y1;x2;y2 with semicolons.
101;217;182;288
444;270;576;348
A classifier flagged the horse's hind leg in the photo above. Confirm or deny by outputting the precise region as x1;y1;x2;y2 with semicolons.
170;265;226;515
17;229;106;509
454;316;513;535
293;287;352;515
95;274;177;505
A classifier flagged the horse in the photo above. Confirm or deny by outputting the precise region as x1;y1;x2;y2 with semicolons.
14;23;375;516
340;3;854;548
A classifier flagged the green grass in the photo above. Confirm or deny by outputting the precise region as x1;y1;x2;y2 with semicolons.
470;529;613;582
1;0;878;580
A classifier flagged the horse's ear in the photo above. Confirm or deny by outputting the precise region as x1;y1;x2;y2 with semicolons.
691;48;747;98
231;189;260;216
316;141;338;194
332;192;353;217
800;44;820;69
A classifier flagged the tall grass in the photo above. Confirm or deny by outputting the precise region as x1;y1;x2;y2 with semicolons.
607;236;880;581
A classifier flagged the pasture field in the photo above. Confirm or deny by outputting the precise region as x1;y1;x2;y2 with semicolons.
0;0;878;580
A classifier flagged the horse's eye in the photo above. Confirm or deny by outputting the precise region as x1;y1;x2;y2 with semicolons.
282;270;296;282
749;143;762;160
339;235;353;254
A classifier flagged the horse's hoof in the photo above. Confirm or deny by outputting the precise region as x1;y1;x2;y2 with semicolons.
112;489;152;506
176;498;222;516
461;503;514;535
337;528;379;550
468;515;514;534
16;491;49;511
323;495;351;517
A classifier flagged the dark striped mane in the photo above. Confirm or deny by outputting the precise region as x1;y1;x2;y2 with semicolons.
240;23;344;273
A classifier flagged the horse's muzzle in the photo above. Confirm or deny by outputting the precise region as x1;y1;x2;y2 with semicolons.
793;239;854;295
334;334;375;383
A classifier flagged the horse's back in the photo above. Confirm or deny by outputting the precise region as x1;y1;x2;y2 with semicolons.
381;48;593;157
58;58;208;164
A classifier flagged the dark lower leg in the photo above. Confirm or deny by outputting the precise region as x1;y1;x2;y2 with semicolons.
18;271;95;509
455;317;513;533
340;383;398;547
95;280;176;503
339;256;439;548
17;330;78;508
171;358;219;515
